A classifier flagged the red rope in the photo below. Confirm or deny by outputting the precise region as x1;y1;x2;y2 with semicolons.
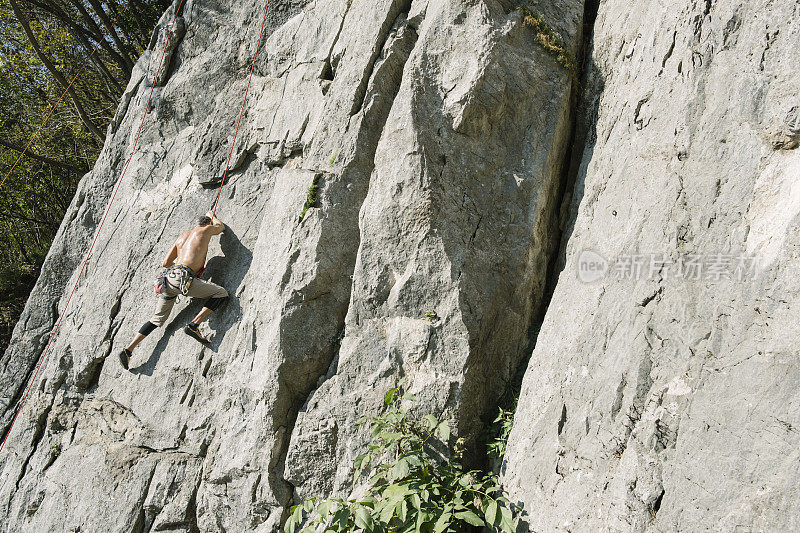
0;0;187;454
0;3;133;191
212;0;272;215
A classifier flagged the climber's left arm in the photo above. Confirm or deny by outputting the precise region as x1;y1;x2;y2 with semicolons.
162;242;178;268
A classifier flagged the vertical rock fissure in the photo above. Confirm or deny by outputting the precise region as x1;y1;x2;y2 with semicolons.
492;0;602;460
183;472;202;533
274;5;423;517
1;362;39;443
530;0;602;354
349;0;413;116
1;287;71;438
321;0;352;80
134;463;158;533
14;404;52;491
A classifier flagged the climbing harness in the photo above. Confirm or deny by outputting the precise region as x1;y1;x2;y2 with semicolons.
154;271;168;295
156;264;195;296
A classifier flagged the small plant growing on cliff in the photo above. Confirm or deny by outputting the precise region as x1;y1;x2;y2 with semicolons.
285;383;517;533
487;399;517;459
518;5;577;76
424;310;438;322
299;175;322;221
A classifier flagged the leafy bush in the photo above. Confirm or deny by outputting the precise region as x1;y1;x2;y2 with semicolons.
285;383;517;533
486;401;517;460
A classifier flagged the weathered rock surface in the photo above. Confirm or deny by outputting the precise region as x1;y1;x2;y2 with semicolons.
502;0;800;530
0;0;580;530
285;0;583;498
2;0;797;530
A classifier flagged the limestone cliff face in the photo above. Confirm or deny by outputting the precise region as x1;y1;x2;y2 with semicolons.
502;0;800;530
0;0;797;531
0;0;578;530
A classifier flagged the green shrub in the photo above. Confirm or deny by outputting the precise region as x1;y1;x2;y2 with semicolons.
286;383;517;533
486;400;517;460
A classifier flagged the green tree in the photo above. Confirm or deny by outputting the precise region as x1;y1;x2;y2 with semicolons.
0;0;170;353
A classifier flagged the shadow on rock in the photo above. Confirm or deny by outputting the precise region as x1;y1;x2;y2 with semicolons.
204;227;252;350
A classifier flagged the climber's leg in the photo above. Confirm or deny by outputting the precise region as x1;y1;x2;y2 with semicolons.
183;278;228;343
118;294;176;370
186;278;229;324
125;322;158;352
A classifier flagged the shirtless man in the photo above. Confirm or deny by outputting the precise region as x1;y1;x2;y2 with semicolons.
119;212;229;370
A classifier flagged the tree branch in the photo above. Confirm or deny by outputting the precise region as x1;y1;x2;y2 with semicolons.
9;0;105;140
66;0;132;77
26;0;124;95
0;139;89;173
85;0;136;71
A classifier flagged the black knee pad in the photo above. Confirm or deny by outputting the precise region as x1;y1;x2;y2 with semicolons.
205;296;227;311
139;321;158;336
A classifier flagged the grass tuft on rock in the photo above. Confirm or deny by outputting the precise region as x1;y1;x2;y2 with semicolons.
299;175;322;222
518;5;577;77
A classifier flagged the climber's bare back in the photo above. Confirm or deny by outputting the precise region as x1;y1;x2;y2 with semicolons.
163;212;225;273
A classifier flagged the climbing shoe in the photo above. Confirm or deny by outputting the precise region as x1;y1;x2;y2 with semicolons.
119;348;132;370
184;323;210;344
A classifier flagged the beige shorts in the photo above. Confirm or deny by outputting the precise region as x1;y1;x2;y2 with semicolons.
149;273;228;327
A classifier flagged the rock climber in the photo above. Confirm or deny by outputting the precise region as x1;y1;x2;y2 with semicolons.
118;212;229;370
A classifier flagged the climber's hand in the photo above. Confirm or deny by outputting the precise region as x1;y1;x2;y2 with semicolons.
204;211;226;234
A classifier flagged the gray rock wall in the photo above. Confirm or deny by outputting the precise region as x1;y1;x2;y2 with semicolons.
2;0;797;530
285;0;583;499
0;0;582;530
502;0;800;530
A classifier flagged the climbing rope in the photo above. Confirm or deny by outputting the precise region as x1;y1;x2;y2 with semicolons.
212;0;272;215
0;3;134;191
0;0;188;453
